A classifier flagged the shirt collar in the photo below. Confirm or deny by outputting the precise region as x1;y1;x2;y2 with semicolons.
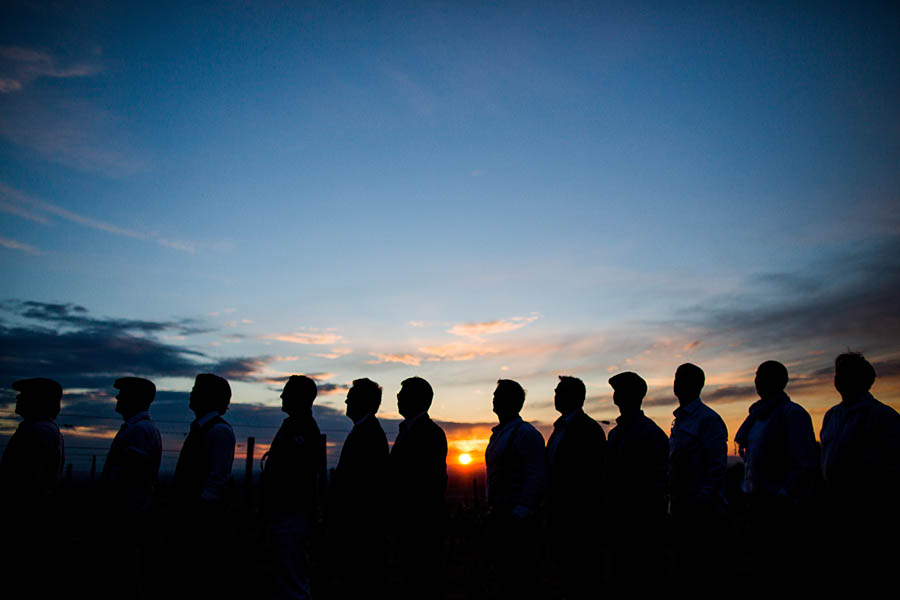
554;408;583;428
840;391;876;412
400;411;427;432
616;410;644;426
125;410;151;425
674;397;702;418
492;415;523;434
194;410;219;428
353;413;373;427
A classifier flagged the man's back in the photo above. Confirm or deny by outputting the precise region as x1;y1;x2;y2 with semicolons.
821;393;900;507
102;411;162;515
737;393;818;500
173;413;236;506
0;417;64;507
390;415;447;517
546;411;606;519
334;415;389;523
607;412;668;517
669;399;727;515
485;416;546;517
261;414;322;518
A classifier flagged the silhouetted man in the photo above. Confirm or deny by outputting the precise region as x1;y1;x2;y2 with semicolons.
606;372;668;592
545;375;607;598
669;363;727;591
734;361;818;590
103;377;163;518
484;379;545;600
172;373;236;598
390;376;448;600
820;352;900;588
0;378;65;513
330;377;389;599
0;378;65;587
100;377;162;599
261;375;323;600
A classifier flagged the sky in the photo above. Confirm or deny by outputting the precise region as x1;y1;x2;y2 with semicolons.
1;0;898;474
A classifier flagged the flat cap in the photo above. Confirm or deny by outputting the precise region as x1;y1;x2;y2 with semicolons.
114;377;156;400
12;377;63;401
608;371;648;398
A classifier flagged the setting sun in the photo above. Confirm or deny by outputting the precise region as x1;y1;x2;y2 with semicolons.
458;453;472;465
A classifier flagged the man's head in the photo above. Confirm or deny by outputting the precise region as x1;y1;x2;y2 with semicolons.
492;379;526;423
755;361;789;399
834;352;876;401
345;378;382;422
114;377;156;419
12;378;62;420
281;375;317;416
608;372;647;416
189;373;231;417
674;363;705;404
554;375;586;416
397;376;433;419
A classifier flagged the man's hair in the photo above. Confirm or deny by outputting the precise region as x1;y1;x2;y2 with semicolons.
351;378;383;414
284;375;318;403
557;375;586;406
195;373;232;414
675;363;705;397
401;376;433;411
757;360;789;392
495;379;526;413
835;352;876;391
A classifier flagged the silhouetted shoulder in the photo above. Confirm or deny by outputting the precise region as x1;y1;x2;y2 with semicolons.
782;399;814;426
517;420;545;446
871;398;900;419
698;401;727;431
576;411;606;436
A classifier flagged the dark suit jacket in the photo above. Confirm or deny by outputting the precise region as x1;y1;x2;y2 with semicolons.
390;414;448;528
607;411;669;520
332;414;389;532
546;410;607;524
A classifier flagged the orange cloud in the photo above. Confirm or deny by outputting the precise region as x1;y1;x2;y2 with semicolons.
313;347;352;359
268;332;344;345
367;352;422;366
419;342;499;361
447;314;539;339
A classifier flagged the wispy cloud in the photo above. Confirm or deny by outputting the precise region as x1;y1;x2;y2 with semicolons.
0;46;101;94
313;348;353;359
268;332;345;345
367;353;422;366
0;235;41;255
0;182;196;253
448;314;539;339
419;342;500;362
0;88;146;177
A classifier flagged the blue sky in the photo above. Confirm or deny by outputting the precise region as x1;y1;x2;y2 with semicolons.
2;1;898;470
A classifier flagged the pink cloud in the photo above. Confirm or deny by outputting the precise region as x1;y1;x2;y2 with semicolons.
447;314;538;339
367;353;422;366
269;332;344;345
